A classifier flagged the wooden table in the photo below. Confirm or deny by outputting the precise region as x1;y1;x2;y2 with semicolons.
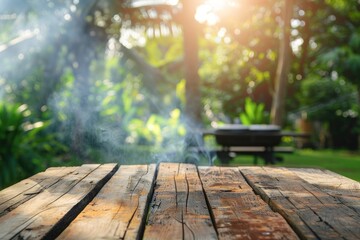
0;163;359;239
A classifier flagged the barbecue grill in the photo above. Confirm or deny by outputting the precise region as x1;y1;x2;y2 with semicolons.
214;124;282;147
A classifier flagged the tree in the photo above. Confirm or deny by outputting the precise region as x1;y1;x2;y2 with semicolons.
182;0;202;147
271;0;294;126
291;0;360;149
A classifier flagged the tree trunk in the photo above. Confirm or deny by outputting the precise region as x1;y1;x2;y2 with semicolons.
182;0;202;147
298;17;310;80
270;0;294;126
358;86;360;150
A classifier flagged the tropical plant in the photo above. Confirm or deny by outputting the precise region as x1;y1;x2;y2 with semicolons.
239;98;269;125
0;102;65;189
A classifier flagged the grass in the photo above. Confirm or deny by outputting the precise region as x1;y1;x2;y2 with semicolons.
213;149;360;182
78;144;360;182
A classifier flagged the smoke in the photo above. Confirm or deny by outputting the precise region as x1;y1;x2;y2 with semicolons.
0;1;214;166
0;1;80;99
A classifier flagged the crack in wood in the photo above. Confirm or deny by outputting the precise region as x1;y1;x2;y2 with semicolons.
196;167;219;237
11;217;38;239
136;165;158;240
240;167;360;240
239;168;310;239
301;206;347;240
337;198;359;215
174;175;178;208
0;179;46;205
177;163;181;175
129;167;149;200
123;165;152;239
302;186;326;205
3;165;118;240
123;195;140;239
0;169;76;218
111;200;124;236
181;210;185;240
23;190;43;196
1;167;101;239
7;164;357;240
11;205;51;238
185;172;190;213
310;205;359;239
43;166;102;209
42;165;119;240
183;214;196;240
296;212;323;240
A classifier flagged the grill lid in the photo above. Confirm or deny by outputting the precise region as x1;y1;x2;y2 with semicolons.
215;124;280;133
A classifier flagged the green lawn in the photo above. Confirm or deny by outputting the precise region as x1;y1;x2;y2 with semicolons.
213;149;360;182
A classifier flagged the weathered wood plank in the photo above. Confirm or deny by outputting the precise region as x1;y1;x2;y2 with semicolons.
0;167;73;204
290;168;360;190
144;163;183;239
58;164;156;240
0;164;118;240
143;163;217;240
178;164;217;240
0;167;77;217
290;168;360;215
240;167;360;240
199;166;299;240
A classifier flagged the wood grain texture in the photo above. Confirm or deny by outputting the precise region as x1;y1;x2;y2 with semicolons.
0;164;118;240
1;164;359;240
58;164;156;240
199;166;299;240
0;167;77;217
143;163;217;240
290;168;360;215
240;167;360;240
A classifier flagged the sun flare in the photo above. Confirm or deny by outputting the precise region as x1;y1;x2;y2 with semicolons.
195;0;239;25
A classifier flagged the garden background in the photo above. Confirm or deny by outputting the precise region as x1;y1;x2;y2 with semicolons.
1;0;359;188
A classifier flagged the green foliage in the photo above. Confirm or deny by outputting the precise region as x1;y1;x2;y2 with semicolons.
349;31;360;53
239;98;269;125
299;76;358;122
199;34;275;119
127;108;186;147
144;37;183;68
298;76;359;149
0;0;359;183
197;1;280;120
0;102;65;189
0;103;33;187
318;31;360;88
176;79;186;106
344;55;360;83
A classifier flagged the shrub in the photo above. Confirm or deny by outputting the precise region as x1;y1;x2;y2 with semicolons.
298;77;359;149
239;97;269;125
0;102;65;189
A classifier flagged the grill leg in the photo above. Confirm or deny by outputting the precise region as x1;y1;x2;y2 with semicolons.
263;147;276;165
253;155;258;165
